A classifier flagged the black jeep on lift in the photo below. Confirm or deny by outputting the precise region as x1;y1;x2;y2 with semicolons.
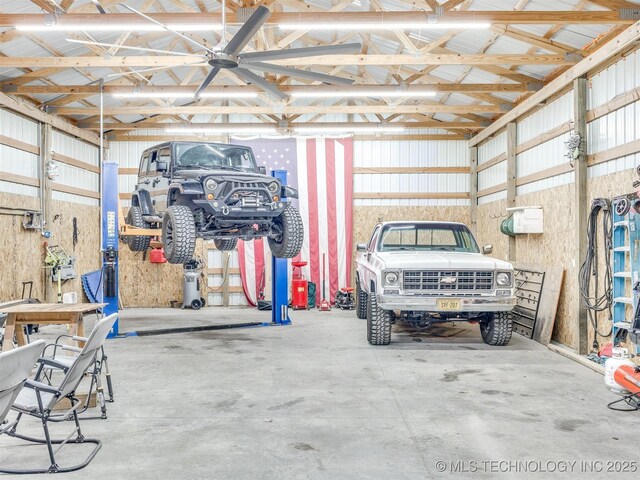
124;141;304;264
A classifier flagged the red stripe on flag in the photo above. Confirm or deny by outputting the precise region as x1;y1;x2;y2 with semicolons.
325;139;340;302
306;138;320;301
237;240;256;307
341;138;354;287
254;238;265;301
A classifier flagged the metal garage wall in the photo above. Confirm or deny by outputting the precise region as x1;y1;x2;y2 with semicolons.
587;48;640;179
206;248;248;307
477;131;506;205
51;130;100;206
0;108;39;197
354;136;469;207
516;91;575;196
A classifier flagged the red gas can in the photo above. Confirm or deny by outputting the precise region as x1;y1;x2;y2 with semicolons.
150;248;167;263
291;261;308;310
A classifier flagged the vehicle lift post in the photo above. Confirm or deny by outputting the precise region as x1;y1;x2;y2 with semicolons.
102;161;120;337
271;169;291;325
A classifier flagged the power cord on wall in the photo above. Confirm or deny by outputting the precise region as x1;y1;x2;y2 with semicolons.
579;198;613;348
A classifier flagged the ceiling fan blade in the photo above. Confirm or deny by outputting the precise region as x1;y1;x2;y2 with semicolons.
66;38;200;57
238;43;362;63
106;61;206;79
222;5;271;57
234;68;288;101
119;3;212;53
195;67;222;97
241;62;354;85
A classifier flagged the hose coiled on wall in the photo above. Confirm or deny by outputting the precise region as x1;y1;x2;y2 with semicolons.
578;198;613;343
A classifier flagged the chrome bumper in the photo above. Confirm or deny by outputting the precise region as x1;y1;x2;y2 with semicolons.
377;294;516;312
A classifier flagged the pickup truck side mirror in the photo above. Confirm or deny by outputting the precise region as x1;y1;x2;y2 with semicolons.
482;244;493;255
258;166;267;175
356;243;367;253
156;161;168;172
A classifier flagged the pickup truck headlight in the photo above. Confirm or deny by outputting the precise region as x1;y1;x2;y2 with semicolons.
496;272;512;287
384;271;399;286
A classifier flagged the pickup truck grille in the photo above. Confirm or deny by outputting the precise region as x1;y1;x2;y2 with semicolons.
403;270;494;291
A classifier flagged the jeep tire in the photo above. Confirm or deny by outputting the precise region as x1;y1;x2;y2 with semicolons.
124;206;150;252
268;204;304;259
480;311;513;346
214;238;238;251
367;289;392;345
162;205;196;264
356;279;368;320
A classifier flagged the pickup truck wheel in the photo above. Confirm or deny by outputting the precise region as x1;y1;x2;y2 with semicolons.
268;204;304;258
124;206;151;252
356;280;367;320
367;291;392;345
214;238;238;251
480;312;513;346
162;205;196;264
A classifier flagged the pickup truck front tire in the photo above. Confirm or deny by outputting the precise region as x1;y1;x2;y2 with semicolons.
480;311;513;346
356;280;367;320
367;290;392;345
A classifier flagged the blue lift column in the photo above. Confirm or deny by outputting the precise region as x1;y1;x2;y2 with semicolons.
101;161;119;337
271;169;291;325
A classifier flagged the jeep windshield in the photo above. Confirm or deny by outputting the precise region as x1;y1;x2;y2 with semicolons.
174;143;257;172
378;223;479;253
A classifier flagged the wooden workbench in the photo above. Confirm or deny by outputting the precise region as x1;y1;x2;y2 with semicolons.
1;303;106;352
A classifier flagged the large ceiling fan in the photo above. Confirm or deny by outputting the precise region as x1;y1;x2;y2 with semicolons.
69;4;361;101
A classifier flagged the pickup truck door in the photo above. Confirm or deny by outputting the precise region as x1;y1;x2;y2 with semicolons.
360;225;381;293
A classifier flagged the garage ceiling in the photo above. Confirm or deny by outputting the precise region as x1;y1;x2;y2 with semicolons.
0;0;638;140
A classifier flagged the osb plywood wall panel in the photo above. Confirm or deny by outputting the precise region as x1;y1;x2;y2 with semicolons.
514;185;575;348
0;193;100;303
351;206;470;283
476;199;509;262
119;236;208;308
586;168;635;351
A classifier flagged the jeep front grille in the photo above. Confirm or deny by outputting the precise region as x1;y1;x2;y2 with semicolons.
402;270;494;291
226;181;268;202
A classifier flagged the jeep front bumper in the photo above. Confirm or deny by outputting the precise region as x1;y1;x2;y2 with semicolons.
377;294;516;312
193;198;285;218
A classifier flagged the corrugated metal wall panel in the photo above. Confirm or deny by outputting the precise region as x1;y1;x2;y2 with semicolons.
588;153;639;179
478;131;506;165
0;108;40;197
517;91;573;144
354;199;469;207
354;173;468;194
51;130;99;205
587;102;640;154
517;132;572;177
517;172;575;196
478;190;507;205
478;161;506;190
206;247;248;306
354;139;468;167
588;49;640;110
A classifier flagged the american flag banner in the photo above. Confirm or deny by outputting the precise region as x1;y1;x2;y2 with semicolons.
233;137;354;306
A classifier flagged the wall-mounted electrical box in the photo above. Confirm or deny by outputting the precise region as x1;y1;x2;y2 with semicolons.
506;206;544;234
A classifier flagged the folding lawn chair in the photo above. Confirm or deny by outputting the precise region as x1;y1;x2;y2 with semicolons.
0;340;46;436
0;313;117;474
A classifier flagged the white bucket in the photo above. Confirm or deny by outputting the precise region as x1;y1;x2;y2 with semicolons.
62;292;78;304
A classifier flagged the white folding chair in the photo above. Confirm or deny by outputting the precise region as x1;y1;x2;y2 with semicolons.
0;314;116;474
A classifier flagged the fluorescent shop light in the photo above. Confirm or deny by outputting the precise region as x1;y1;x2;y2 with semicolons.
166;126;278;134
294;126;406;134
16;24;222;32
112;92;259;99
290;90;436;99
278;22;490;31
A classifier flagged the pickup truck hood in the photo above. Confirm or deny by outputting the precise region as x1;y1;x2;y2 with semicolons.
375;251;513;271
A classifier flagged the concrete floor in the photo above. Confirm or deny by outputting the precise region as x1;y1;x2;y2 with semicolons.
1;307;639;479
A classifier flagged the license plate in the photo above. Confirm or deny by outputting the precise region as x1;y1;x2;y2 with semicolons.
437;299;461;311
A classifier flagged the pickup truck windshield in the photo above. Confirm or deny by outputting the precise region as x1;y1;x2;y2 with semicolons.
174;143;257;172
378;224;479;253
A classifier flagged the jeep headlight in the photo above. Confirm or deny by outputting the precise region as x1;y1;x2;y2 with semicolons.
205;178;218;191
384;271;399;286
496;272;512;287
268;181;279;194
